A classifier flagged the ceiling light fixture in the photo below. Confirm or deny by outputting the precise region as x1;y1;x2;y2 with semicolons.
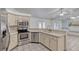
59;8;64;16
60;13;64;16
70;17;76;19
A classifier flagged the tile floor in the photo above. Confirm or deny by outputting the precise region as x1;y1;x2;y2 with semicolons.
12;43;49;51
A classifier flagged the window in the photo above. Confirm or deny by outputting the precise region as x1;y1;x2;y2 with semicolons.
38;22;42;28
53;21;62;30
43;22;46;28
38;22;46;29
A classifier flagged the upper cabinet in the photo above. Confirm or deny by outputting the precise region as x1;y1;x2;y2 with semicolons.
17;16;30;30
17;16;29;22
8;13;30;26
8;14;17;26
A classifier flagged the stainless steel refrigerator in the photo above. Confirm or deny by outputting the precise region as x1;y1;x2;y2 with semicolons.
0;9;10;51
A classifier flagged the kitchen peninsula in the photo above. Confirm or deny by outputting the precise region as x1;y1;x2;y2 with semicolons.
29;28;79;51
29;28;66;51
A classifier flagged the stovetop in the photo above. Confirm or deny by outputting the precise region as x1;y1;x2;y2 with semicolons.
18;29;29;33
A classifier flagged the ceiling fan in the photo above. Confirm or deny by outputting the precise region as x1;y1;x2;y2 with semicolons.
48;8;67;16
59;8;67;16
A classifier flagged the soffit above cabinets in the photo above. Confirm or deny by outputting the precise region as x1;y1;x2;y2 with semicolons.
14;8;59;19
5;8;79;20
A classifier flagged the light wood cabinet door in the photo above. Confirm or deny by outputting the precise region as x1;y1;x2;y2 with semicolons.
43;34;50;48
39;32;65;51
8;33;18;50
44;37;50;48
49;37;57;51
39;33;50;48
8;14;17;26
39;33;45;44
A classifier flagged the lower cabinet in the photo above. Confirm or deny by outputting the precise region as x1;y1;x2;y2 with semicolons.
39;32;65;51
31;32;65;51
44;38;50;48
8;33;18;50
42;33;50;48
39;33;50;48
39;33;45;44
49;37;57;51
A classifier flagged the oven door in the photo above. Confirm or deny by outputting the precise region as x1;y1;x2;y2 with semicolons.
18;33;30;45
20;33;29;40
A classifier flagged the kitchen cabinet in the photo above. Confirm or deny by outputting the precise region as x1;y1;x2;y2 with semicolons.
42;33;50;48
39;33;45;44
8;33;18;50
39;33;50;48
49;36;65;51
17;16;30;31
44;37;50;48
31;32;39;42
49;37;57;51
39;32;65;51
17;16;29;24
8;14;17;26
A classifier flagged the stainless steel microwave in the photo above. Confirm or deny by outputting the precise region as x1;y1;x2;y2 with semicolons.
18;21;29;30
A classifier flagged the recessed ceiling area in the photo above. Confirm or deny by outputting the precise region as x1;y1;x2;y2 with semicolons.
9;8;79;20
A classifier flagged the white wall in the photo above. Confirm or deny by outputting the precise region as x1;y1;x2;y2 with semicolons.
29;17;50;29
